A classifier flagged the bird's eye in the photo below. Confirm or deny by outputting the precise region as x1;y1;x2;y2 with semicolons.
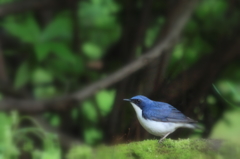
133;99;141;104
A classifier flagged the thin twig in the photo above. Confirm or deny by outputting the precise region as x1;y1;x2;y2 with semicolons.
32;115;82;148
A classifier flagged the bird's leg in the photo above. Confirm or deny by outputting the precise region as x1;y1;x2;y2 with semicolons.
158;132;171;143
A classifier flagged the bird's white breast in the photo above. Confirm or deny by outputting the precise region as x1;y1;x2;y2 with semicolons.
130;103;192;137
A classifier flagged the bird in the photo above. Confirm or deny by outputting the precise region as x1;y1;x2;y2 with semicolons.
123;95;200;143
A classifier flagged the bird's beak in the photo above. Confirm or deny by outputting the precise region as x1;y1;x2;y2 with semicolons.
123;99;131;102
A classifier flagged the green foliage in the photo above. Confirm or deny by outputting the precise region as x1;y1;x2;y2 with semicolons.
31;68;53;85
79;89;115;144
0;112;61;159
81;100;98;123
1;0;240;155
67;145;92;159
31;68;56;99
0;0;121;93
96;89;115;116
34;85;56;99
31;133;61;159
195;0;229;35
1;13;83;85
169;36;212;78
82;43;102;60
2;15;40;43
34;42;77;63
171;35;212;66
34;43;52;62
144;17;165;48
14;61;30;89
49;115;61;127
196;0;228;20
167;0;240;79
0;112;19;158
79;0;121;58
79;0;119;27
40;13;72;42
206;95;216;105
0;0;120;144
83;127;103;145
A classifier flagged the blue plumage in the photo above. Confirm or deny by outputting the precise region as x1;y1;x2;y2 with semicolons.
129;95;196;123
124;95;199;142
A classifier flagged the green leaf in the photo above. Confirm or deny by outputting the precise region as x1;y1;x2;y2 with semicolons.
31;68;53;85
23;140;34;152
96;89;115;116
50;115;61;127
196;0;227;20
172;44;184;59
33;85;56;99
83;127;102;144
79;0;119;27
41;134;61;159
2;15;40;43
50;43;77;63
0;112;19;157
207;95;216;105
41;13;72;42
78;0;121;52
34;43;52;62
82;43;102;59
81;101;97;122
14;62;30;89
47;56;84;79
34;42;80;64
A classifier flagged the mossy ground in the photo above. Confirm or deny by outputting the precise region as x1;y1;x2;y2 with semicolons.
66;139;240;159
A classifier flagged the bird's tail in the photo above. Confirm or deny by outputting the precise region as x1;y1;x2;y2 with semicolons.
184;123;203;130
190;123;204;130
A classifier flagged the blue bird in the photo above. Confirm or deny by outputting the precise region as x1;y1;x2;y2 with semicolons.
124;95;199;142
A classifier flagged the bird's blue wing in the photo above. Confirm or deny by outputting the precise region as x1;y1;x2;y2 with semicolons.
142;102;196;123
165;108;196;123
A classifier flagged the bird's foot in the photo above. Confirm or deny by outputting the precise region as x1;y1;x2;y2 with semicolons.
158;132;171;143
158;138;165;143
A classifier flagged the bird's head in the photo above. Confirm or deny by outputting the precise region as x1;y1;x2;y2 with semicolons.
123;95;152;109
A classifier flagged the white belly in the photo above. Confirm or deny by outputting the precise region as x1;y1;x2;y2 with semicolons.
130;103;193;137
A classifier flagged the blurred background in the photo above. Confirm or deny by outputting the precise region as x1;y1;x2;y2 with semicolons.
0;0;240;158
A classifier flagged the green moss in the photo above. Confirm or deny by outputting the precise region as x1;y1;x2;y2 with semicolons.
67;139;240;159
66;145;92;159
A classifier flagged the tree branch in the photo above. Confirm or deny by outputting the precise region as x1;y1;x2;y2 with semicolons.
0;0;198;113
0;0;57;17
156;38;240;104
141;0;191;94
72;0;198;101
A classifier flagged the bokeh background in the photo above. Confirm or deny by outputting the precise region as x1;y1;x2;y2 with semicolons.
0;0;240;158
